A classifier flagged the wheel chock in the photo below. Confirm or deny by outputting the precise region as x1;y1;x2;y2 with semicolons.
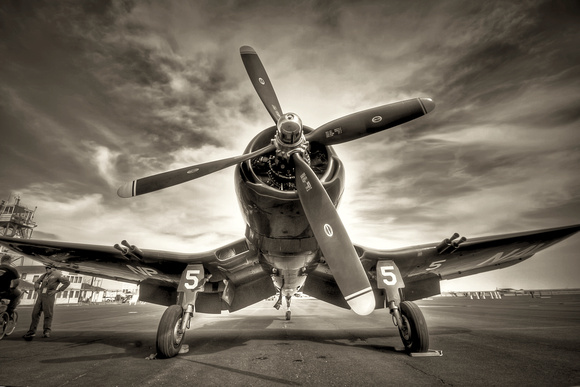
409;349;443;357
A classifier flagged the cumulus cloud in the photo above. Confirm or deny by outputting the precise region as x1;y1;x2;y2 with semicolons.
1;0;578;290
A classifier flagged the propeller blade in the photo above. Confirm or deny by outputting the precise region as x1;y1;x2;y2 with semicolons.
293;153;375;315
117;144;275;198
306;98;435;146
240;45;283;123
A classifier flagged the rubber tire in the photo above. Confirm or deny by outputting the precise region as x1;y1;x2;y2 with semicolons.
0;312;7;340
5;311;17;336
285;311;291;321
156;305;185;358
398;301;429;353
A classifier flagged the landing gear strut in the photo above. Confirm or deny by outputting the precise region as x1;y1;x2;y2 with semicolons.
156;264;206;358
273;291;293;320
377;260;431;354
285;295;292;321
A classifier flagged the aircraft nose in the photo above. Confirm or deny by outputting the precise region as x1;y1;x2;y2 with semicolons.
419;98;435;114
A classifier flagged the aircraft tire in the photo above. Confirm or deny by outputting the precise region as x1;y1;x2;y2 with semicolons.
398;301;429;353
156;305;185;358
285;311;291;320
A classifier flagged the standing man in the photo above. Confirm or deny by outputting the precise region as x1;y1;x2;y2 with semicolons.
0;254;22;318
23;263;70;339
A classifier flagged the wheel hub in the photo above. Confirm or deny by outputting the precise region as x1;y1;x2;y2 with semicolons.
173;318;184;345
400;315;412;341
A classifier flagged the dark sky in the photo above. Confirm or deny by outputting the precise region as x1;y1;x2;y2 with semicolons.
1;0;579;290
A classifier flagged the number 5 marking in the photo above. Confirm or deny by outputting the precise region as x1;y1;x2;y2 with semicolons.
184;269;200;290
426;259;446;271
380;265;397;286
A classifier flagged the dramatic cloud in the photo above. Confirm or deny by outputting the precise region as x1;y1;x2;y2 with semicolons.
1;0;579;290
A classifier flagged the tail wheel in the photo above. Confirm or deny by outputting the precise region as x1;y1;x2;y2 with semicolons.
156;305;185;358
398;301;429;353
285;311;291;321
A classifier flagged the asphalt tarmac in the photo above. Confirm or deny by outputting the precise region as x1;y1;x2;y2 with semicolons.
1;295;579;386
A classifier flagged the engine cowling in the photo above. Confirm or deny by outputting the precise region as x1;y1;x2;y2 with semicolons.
234;126;345;242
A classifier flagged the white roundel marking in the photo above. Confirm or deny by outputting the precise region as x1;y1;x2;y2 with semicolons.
259;77;265;85
324;224;333;237
372;115;382;123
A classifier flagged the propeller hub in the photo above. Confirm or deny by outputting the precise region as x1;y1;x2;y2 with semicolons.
274;112;308;162
276;113;303;145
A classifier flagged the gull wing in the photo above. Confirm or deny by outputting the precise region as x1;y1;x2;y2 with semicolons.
360;224;580;279
305;224;580;306
0;236;276;312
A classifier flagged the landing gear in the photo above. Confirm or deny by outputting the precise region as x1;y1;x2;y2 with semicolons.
274;291;293;320
155;264;206;358
274;295;292;320
397;301;429;353
377;260;432;354
156;305;186;358
285;295;292;320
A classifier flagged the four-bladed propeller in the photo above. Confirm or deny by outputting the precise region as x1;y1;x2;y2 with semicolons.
118;46;435;315
306;97;434;146
240;46;283;123
293;154;375;315
117;144;275;198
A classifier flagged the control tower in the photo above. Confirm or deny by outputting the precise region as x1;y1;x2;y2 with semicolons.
0;195;37;239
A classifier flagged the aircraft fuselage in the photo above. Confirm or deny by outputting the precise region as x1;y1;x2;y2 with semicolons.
235;126;345;297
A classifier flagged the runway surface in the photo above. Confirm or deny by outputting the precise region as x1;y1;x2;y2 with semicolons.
1;295;579;386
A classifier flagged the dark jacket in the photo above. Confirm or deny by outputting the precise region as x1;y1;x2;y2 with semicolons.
0;263;20;292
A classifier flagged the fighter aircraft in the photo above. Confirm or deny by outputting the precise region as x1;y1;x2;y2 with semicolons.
1;46;579;358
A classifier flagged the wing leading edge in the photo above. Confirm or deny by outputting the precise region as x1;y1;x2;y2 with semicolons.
356;224;580;299
2;224;578;311
0;236;276;313
305;224;580;306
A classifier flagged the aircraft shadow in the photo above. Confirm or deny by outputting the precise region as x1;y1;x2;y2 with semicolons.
6;315;470;365
181;315;411;356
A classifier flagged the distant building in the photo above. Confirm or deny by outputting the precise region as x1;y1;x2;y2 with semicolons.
0;195;37;239
11;254;138;306
1;195;139;305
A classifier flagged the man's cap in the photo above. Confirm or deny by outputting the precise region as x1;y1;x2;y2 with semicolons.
45;263;56;268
